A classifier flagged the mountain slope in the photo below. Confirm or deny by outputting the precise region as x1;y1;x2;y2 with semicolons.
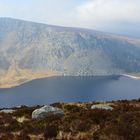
0;18;140;87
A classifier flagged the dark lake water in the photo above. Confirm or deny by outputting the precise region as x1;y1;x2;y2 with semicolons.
0;75;140;108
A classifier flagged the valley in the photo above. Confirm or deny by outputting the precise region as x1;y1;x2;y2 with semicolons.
0;62;60;88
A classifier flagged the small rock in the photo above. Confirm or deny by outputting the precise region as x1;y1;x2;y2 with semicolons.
32;105;64;119
0;109;15;113
17;116;28;123
91;104;113;110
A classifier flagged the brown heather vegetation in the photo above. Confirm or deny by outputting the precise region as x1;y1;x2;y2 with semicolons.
0;99;140;140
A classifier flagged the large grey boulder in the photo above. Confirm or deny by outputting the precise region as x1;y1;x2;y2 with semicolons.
32;105;64;119
91;104;113;110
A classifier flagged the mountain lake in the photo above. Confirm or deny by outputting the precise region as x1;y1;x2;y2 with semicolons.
0;75;140;107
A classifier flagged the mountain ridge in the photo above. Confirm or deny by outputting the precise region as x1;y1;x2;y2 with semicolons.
0;17;140;88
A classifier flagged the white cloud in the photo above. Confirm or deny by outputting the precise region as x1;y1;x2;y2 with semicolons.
0;0;139;37
75;0;140;28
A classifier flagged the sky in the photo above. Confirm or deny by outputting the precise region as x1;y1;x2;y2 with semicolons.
0;0;140;38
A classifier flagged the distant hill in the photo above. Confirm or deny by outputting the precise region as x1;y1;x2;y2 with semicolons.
0;17;140;87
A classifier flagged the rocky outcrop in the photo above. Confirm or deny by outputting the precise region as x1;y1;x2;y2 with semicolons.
32;105;64;119
91;104;113;110
0;109;15;113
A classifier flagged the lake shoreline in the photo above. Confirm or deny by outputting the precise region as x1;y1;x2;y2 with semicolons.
1;73;140;89
121;74;140;79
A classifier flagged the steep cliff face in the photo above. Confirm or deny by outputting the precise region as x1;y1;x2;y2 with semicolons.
0;18;140;87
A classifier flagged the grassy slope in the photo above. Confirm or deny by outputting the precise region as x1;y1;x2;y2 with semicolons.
0;99;140;140
0;63;60;88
